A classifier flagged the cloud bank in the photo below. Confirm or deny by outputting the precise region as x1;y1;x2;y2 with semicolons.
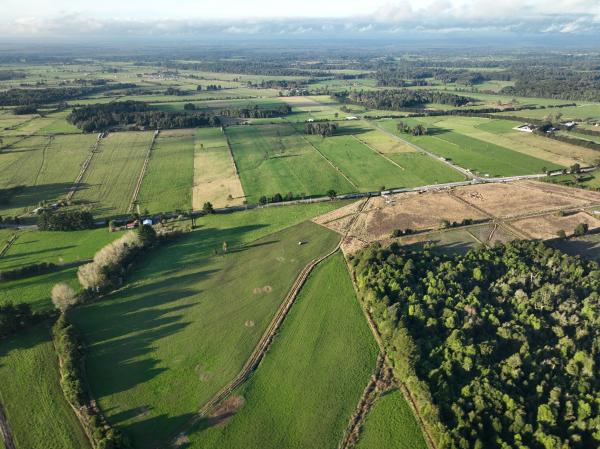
1;0;599;38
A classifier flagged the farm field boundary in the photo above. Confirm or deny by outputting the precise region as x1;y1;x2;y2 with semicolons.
66;133;103;202
0;404;15;449
169;240;343;447
128;129;159;213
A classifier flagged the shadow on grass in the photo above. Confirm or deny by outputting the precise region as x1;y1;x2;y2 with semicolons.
1;182;83;214
0;323;51;366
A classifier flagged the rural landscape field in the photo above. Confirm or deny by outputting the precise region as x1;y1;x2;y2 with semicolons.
1;2;600;449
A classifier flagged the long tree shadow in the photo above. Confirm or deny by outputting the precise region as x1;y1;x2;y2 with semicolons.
0;322;51;365
0;182;84;214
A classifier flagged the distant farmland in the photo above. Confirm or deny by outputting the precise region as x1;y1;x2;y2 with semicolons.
73;131;153;218
137;129;195;213
227;123;355;202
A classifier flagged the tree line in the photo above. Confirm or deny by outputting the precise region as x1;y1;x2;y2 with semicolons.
352;240;599;449
0;84;137;106
336;89;473;110
67;101;221;132
304;121;337;137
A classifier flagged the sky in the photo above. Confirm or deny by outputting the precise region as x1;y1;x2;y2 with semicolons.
1;0;599;39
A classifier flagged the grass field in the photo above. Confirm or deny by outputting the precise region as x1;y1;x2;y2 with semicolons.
549;233;600;260
70;205;343;448
377;118;563;176
137;129;195;213
189;252;378;449
543;171;600;191
192;127;245;209
227;124;354;202
495;103;600;123
0;228;121;270
355;390;428;449
0;134;96;216
305;132;411;191
428;116;597;166
74;131;153;218
0;228;123;311
0;325;91;449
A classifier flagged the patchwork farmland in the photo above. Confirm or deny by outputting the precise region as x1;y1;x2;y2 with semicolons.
1;49;600;449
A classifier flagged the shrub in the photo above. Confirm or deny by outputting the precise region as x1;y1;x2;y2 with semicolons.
51;283;78;312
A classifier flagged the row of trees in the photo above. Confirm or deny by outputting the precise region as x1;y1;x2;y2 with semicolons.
396;121;428;136
304;121;337;137
67;101;221;132
0;84;136;106
183;103;292;118
0;302;37;339
37;210;95;231
337;89;473;110
352;240;599;449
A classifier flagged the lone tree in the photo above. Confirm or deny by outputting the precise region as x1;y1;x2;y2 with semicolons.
556;229;567;240
51;283;78;313
203;202;215;214
138;224;157;246
327;189;337;200
574;223;589;236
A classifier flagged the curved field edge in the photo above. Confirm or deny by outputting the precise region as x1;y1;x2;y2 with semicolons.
0;324;91;449
355;389;428;449
70;210;342;449
188;252;379;449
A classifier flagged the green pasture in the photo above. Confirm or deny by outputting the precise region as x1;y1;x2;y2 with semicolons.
227;123;354;202
189;252;378;449
74;131;153;218
0;134;95;216
0;325;91;449
356;390;428;449
70;206;342;449
137;130;195;213
378;118;562;176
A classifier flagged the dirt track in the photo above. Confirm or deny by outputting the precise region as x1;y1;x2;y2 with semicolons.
0;403;16;449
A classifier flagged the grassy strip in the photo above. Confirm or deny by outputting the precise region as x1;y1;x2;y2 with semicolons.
0;324;91;449
137;130;195;214
188;252;378;449
355;390;428;449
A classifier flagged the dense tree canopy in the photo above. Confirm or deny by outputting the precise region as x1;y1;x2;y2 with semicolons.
336;89;473;110
352;241;599;449
67;101;221;132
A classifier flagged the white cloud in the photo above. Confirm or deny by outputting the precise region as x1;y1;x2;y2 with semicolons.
0;0;599;37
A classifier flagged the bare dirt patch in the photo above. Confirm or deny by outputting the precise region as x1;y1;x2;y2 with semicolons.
510;212;600;240
244;320;255;328
453;181;600;218
317;181;600;254
204;396;245;428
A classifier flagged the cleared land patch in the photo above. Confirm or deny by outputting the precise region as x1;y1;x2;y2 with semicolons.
227;124;354;202
137;129;194;213
188;252;378;449
70;216;340;448
509;211;600;240
317;181;600;254
0;325;91;449
192;127;245;209
73;131;153;218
